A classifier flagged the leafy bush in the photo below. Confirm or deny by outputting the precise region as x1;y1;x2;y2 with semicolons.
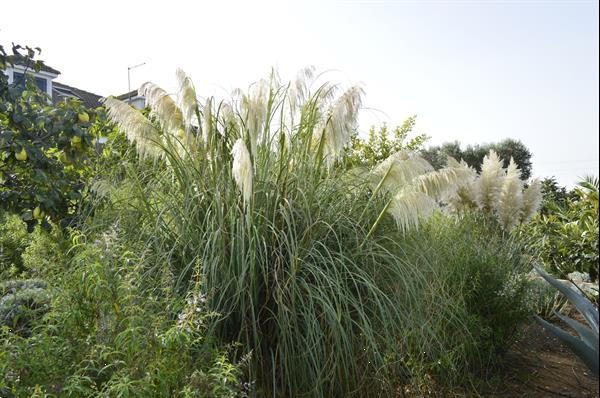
0;227;241;397
0;209;70;280
0;211;30;277
398;213;532;380
347;117;429;167
0;279;50;335
0;44;112;231
521;177;599;280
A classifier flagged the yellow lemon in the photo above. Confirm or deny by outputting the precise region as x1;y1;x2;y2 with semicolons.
78;112;90;124
71;136;82;148
15;148;27;161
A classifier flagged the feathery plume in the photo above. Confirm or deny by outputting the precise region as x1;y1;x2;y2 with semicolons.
314;86;363;167
175;68;199;134
288;66;315;116
388;188;438;232
239;79;270;156
372;150;434;195
521;178;543;222
497;158;524;230
475;150;505;212
202;97;213;144
139;82;184;138
102;97;163;159
218;102;239;133
231;139;253;204
414;158;476;200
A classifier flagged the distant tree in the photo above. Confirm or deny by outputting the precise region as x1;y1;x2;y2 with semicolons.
419;141;462;170
347;116;429;168
421;139;533;180
539;177;572;215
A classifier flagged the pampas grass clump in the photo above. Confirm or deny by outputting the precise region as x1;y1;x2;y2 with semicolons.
100;69;526;396
448;150;543;230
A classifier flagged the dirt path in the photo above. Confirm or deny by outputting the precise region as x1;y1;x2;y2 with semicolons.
484;321;598;397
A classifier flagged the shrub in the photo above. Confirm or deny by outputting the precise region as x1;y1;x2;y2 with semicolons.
0;279;50;335
0;227;241;397
398;213;532;380
520;176;599;280
0;209;70;280
0;211;30;277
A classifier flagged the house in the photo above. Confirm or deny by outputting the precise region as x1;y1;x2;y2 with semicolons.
116;89;146;110
4;56;144;109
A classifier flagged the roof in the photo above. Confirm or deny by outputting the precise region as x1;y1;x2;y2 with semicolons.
7;54;61;75
116;89;143;100
52;82;103;108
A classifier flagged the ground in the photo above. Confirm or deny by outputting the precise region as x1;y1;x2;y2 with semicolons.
485;318;598;398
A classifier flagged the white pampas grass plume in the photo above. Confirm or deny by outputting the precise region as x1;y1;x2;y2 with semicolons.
314;86;363;167
231;139;253;204
521;178;542;222
288;66;315;116
388;188;438;232
372;150;434;195
218;102;241;138
139;82;184;138
497;158;524;230
175;68;199;134
202;97;213;144
102;97;163;159
239;79;269;156
414;157;476;200
475;150;505;212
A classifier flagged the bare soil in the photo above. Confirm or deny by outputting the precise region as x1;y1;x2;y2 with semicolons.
483;320;599;397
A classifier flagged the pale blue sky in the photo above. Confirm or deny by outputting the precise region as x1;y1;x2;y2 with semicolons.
2;0;598;186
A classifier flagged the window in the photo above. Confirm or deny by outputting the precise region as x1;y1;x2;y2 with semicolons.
12;71;48;93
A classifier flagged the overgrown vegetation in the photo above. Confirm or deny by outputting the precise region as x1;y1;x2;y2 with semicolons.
1;45;595;397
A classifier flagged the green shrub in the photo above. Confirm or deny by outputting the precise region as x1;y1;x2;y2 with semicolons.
527;276;568;320
0;228;241;397
0;211;29;278
520;176;599;280
398;213;531;380
0;279;50;335
0;209;70;280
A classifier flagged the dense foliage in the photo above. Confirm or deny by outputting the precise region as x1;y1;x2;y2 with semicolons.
521;177;599;281
347;117;429;167
2;48;582;397
0;224;242;397
0;44;105;231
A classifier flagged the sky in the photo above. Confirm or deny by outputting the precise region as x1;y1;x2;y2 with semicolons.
2;0;598;186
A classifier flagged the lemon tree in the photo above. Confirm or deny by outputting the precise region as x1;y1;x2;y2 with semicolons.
0;44;104;231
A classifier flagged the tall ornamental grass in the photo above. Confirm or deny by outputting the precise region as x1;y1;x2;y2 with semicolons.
99;68;524;396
